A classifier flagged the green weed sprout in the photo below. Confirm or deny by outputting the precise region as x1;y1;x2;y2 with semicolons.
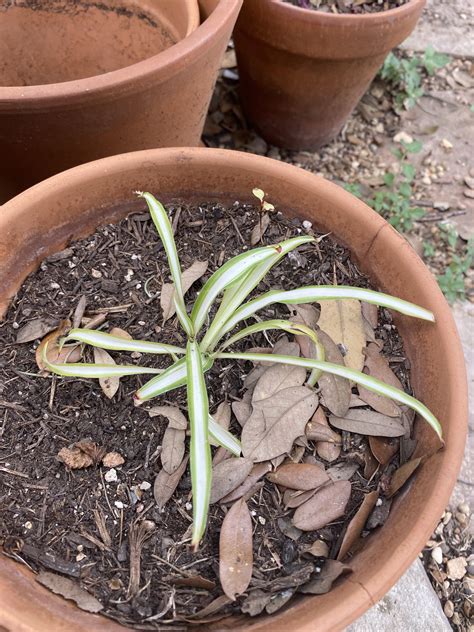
43;193;442;550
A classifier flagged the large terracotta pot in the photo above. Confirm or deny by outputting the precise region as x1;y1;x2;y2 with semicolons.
0;148;466;631
0;0;242;202
233;0;426;150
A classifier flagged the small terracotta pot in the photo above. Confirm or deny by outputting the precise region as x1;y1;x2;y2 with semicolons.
233;0;426;150
0;148;466;631
0;0;242;202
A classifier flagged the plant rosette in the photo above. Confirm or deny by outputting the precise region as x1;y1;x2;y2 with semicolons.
0;148;467;632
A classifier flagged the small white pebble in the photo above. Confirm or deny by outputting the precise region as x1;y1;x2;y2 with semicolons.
12;322;19;329
258;516;266;525
104;468;118;483
431;546;443;565
302;220;312;230
114;501;124;510
24;521;33;530
139;481;151;491
376;498;383;506
76;552;87;562
185;502;192;511
50;282;60;289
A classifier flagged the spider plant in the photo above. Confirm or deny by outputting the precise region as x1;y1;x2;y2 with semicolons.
44;192;442;550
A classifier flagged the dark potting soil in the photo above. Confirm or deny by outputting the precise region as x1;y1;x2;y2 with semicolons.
283;0;409;14
0;201;414;628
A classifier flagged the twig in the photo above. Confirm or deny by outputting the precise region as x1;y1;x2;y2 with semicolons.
0;466;29;478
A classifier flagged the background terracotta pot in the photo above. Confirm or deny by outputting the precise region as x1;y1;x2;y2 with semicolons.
0;0;242;203
233;0;426;150
0;148;467;631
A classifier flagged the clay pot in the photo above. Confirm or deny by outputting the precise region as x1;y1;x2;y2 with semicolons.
0;0;242;202
233;0;426;150
0;148;466;631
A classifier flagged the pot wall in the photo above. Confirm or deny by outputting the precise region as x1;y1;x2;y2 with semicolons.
233;0;425;150
0;148;467;631
0;0;242;202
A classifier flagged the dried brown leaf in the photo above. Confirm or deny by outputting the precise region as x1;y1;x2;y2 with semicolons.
387;457;422;498
148;405;187;430
361;302;378;329
329;410;405;437
289;304;320;358
109;327;132;340
267;463;329;491
232;400;253;427
284;488;317;509
293;480;351;531
220;462;271;504
36;571;103;613
305;540;329;558
358;343;402;417
277;517;302;541
327;462;359;482
252;363;306;404
369;436;399;465
250;213;270;245
171;575;216;591
219;498;253;600
16;317;59;344
317;329;351;417
317;299;365;372
272;336;300;357
72;295;87;329
310;407;341;462
93;347;119;399
210;458;254;504
57;446;93;470
241;590;271;617
35;319;81;372
186;594;232;620
154;456;189;510
242;387;318;462
337;490;379;560
161;426;186;475
161;260;208;322
299;559;351;595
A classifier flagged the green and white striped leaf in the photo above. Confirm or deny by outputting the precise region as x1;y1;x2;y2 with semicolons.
215;286;435;343
137;192;193;337
62;329;185;356
201;236;314;351
216;352;442;439
134;355;214;403
218;319;321;351
42;343;163;379
186;341;212;550
208;416;241;456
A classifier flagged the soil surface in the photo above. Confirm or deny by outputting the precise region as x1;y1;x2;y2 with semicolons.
283;0;409;14
0;203;417;628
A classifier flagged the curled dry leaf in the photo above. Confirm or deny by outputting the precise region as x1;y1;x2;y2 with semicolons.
154;456;189;510
337;490;379;561
267;463;329;491
293;480;351;531
242;386;318;462
210;458;254;504
186;594;232;620
327;461;360;482
305;540;329;558
36;571;103;613
387;457;422;498
72;295;87;329
369;435;399;466
317;299;365;372
232;400;253;428
102;452;125;468
329;410;405;438
358;342;402;417
109;327;132;340
220;462;271;504
361;302;378;329
252;363;306;404
277;517;302;541
161;425;186;475
170;575;216;591
148;405;187;430
289;304;320;358
317;329;351;417
35;319;81;372
311;407;341;462
93;347;119;399
58;440;105;469
284;488;317;509
241;590;272;617
219;498;253;601
299;559;351;595
16;317;59;344
250;213;270;245
161;260;208;322
209;401;231;447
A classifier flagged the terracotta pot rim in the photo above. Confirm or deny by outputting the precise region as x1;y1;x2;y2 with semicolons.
0;147;467;631
0;0;239;106
268;0;425;24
